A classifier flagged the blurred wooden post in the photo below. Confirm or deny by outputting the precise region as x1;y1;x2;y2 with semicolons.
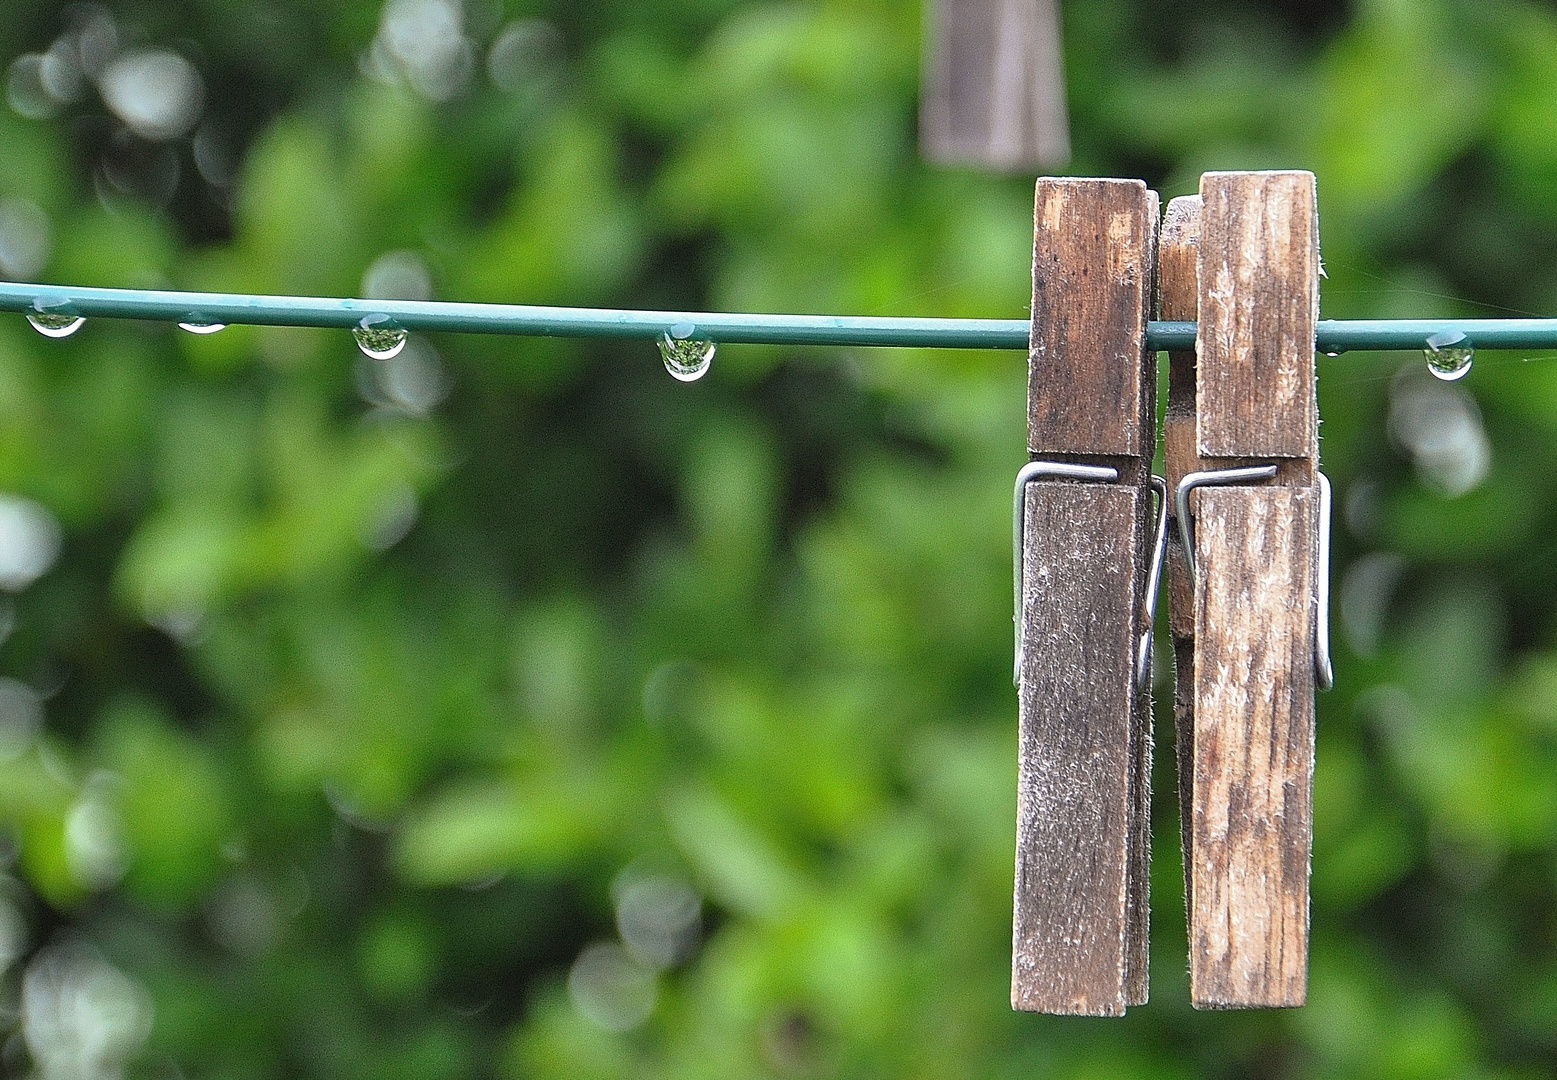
1012;177;1157;1016
922;0;1070;169
1183;170;1321;1008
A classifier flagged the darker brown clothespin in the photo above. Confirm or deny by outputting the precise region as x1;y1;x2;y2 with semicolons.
921;0;1070;169
1164;170;1332;1009
1012;177;1163;1016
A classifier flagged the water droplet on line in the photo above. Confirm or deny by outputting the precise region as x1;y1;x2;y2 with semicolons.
658;322;714;382
353;314;408;360
26;299;83;339
177;319;226;334
1425;330;1473;381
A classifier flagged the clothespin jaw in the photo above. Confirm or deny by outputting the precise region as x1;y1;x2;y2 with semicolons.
1011;178;1161;1016
1165;170;1332;1009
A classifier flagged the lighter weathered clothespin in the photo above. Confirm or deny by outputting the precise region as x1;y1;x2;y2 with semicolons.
922;0;1070;169
1012;177;1163;1016
1165;170;1331;1009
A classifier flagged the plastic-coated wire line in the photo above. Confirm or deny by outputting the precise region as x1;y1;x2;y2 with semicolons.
5;282;1557;353
0;282;1033;349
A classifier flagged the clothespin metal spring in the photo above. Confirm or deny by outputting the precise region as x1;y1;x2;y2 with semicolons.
1174;466;1334;691
1013;463;1171;692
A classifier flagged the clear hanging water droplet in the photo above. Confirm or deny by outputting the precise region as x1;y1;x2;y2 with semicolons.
353;314;408;361
25;299;83;339
658;322;714;382
177;318;226;334
1424;330;1473;381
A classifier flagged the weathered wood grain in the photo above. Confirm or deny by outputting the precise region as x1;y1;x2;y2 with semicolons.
1029;178;1158;458
1159;194;1202;924
1123;475;1152;1008
1196;171;1319;460
1013;482;1141;1016
1161;195;1203;640
921;0;1070;169
1190;487;1316;1008
1186;169;1321;1009
1015;176;1158;1015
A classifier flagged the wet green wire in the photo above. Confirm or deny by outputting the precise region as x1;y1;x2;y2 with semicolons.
3;281;1554;353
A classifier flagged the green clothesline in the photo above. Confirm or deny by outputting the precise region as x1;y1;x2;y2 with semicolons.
2;281;1555;353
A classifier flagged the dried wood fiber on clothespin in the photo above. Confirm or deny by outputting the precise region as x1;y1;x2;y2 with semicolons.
1170;170;1322;1009
1011;178;1157;1016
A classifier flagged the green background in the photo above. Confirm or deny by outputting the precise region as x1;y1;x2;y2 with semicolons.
4;0;1557;1076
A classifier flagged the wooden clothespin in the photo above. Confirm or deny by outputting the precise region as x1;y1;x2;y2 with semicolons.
1163;171;1332;1009
1012;177;1164;1016
921;0;1070;170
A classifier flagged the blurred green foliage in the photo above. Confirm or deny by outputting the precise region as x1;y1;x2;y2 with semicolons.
2;0;1557;1077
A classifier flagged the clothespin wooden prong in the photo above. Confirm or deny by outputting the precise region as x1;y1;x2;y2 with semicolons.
1160;193;1203;936
1171;170;1326;1009
1012;177;1160;1016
